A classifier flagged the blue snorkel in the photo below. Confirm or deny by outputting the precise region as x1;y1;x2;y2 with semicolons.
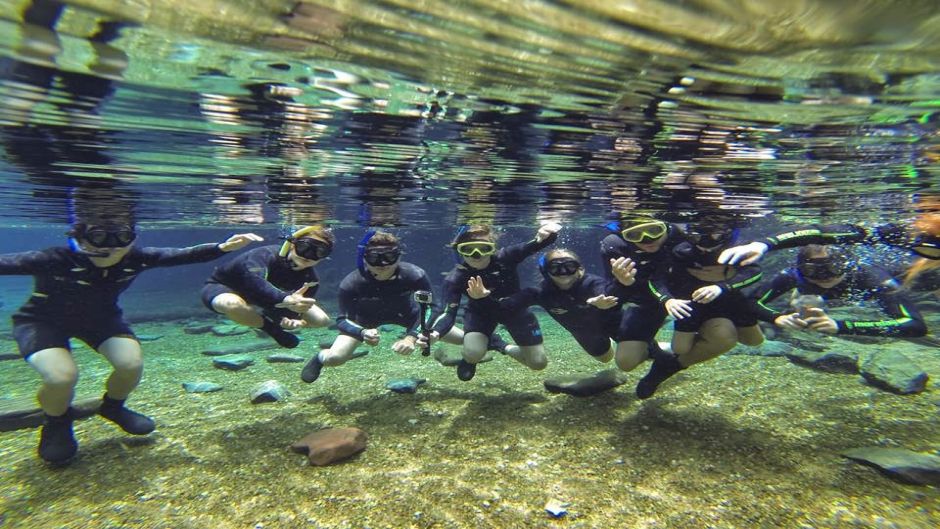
356;230;377;274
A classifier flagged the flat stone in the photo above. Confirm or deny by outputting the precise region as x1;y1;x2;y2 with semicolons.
544;369;629;397
266;353;305;363
135;334;163;342
842;447;940;485
386;378;427;394
202;340;280;356
0;397;101;432
183;322;215;335
250;380;290;403
212;355;255;371
786;348;858;374
211;324;251;337
0;353;20;362
290;427;368;466
858;350;929;394
182;381;223;393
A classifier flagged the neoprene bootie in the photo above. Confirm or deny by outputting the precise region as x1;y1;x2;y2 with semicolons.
99;394;155;435
38;410;77;464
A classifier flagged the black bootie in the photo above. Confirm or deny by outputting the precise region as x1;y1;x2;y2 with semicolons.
300;352;324;383
487;333;510;354
456;359;477;381
636;352;683;400
99;395;155;435
39;410;78;465
261;317;300;348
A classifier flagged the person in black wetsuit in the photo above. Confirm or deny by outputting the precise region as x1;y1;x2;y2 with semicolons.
201;225;333;348
429;223;561;381
637;217;765;399
751;245;927;337
0;215;260;465
599;216;687;386
300;231;461;383
497;249;638;365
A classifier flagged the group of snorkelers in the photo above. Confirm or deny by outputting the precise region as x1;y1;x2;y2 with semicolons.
2;209;938;465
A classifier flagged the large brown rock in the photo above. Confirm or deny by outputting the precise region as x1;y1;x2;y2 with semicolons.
290;427;367;466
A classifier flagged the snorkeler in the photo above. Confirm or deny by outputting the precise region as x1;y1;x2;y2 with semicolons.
300;231;460;382
638;217;765;398
495;249;638;365
428;222;561;381
0;218;261;465
599;216;688;391
201;225;333;348
750;245;927;337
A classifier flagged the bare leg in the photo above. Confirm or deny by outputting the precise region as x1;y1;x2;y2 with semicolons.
462;332;489;364
683;318;737;366
211;293;263;327
614;340;648;372
736;325;764;347
320;334;363;367
98;336;143;400
27;347;77;416
513;345;547;371
97;336;155;435
301;304;331;328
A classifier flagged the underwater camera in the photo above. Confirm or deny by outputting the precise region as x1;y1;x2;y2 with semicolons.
413;290;433;304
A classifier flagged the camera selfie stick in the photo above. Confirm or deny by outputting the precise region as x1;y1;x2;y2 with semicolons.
414;290;433;356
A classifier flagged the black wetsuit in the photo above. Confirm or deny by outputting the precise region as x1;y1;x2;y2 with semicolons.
202;245;319;320
1;243;226;357
502;273;625;356
431;234;557;346
600;224;686;341
659;242;763;333
751;265;927;337
335;262;433;339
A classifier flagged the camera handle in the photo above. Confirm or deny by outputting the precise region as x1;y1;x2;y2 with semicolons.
414;290;433;356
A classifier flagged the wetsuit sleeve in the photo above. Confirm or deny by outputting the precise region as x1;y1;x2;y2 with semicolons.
430;274;464;335
836;270;927;337
139;243;226;267
230;251;290;307
335;282;366;339
499;287;540;313
503;232;559;265
0;250;57;275
716;264;763;293
760;224;868;251
750;271;798;323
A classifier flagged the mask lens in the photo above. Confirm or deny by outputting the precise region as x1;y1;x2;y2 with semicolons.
547;258;580;276
364;247;401;266
294;238;331;260
690;229;733;249
84;226;136;248
621;222;667;243
799;258;844;280
456;241;496;257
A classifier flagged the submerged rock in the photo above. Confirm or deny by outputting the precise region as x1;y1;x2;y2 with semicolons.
202;340;280;356
544;499;569;518
266;353;305;363
729;340;793;357
0;353;20;362
858;350;929;394
786;348;858;374
386;378;427;394
211;324;251;337
842;447;940;485
183;322;215;335
212;355;255;371
544;369;629;397
135;334;163;342
250;380;290;403
182;381;223;393
290;427;368;466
